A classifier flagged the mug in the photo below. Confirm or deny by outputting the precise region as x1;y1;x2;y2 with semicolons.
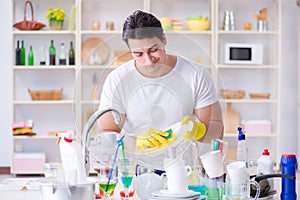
163;158;192;194
224;178;260;200
200;150;224;178
226;161;249;183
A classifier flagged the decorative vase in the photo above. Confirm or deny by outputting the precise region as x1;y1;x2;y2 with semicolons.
49;20;64;30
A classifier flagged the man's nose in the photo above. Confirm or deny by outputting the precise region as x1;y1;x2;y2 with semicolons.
144;54;154;65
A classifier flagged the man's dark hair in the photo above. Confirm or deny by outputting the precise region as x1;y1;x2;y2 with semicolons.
122;10;163;45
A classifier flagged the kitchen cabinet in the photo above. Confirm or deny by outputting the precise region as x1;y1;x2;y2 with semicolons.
215;0;282;165
11;0;282;174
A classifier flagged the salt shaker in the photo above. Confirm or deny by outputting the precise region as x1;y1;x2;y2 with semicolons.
281;154;297;200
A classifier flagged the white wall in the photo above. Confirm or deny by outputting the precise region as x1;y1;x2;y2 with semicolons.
0;1;12;166
0;0;298;167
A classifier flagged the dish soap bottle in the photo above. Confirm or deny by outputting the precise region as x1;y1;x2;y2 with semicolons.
58;130;87;184
257;148;274;190
236;126;248;168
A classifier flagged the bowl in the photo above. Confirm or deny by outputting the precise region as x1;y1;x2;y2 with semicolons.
249;92;270;99
186;16;210;31
221;89;245;99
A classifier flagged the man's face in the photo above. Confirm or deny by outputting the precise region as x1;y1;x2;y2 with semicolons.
128;37;166;71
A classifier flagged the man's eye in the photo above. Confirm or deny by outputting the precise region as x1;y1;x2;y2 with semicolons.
133;52;143;57
149;48;158;53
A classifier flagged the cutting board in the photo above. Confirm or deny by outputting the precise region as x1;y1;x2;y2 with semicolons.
224;103;240;133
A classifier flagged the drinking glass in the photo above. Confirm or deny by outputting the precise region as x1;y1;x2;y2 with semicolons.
98;163;118;200
119;159;135;199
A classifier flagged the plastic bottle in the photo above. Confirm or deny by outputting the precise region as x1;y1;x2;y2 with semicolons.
39;46;46;65
257;148;274;190
236;127;248;168
59;43;67;65
59;130;87;184
281;154;297;200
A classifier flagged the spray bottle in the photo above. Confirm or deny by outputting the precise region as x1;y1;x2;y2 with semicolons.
236;127;248;168
58;130;87;184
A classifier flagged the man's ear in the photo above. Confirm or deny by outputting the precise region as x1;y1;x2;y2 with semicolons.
162;33;167;45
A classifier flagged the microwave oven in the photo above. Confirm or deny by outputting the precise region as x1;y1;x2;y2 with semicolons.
224;43;263;65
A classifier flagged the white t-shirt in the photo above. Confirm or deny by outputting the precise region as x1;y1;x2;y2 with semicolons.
99;55;218;168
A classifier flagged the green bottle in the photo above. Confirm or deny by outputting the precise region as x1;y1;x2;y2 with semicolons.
20;40;26;65
49;40;56;65
28;45;34;66
68;41;75;65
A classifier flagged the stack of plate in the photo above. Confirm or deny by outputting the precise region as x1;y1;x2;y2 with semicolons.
149;190;204;200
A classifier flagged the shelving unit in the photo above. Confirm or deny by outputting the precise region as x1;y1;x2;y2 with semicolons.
215;0;282;164
11;0;282;174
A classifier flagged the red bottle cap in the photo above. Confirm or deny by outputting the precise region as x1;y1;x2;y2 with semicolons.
282;154;296;158
64;130;74;143
262;149;270;155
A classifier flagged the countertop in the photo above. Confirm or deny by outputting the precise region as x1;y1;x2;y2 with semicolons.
0;174;299;200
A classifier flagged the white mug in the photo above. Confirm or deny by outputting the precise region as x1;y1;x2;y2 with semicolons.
163;158;192;194
226;161;249;183
200;150;224;178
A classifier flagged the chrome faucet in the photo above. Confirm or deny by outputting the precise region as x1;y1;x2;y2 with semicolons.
82;108;122;175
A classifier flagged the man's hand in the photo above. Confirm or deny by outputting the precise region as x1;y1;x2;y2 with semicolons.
136;128;175;149
181;116;206;140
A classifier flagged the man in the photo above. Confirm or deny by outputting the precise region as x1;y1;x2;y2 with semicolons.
97;10;223;168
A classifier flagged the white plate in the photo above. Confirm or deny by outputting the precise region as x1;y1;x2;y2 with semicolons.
142;121;194;157
152;189;200;198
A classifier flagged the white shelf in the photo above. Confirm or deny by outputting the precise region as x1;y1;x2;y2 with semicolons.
219;99;278;103
12;31;77;35
13;100;75;105
13;135;57;140
224;133;276;138
217;30;279;35
13;66;76;70
217;64;279;69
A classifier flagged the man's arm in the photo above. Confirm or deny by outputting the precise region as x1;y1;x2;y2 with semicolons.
97;112;125;133
194;101;224;143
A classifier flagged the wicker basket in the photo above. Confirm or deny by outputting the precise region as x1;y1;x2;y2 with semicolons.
28;89;63;100
221;89;245;99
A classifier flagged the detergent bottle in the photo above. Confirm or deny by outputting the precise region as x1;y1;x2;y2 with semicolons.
257;148;274;190
59;130;87;184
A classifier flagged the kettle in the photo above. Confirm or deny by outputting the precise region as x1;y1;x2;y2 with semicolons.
250;173;296;198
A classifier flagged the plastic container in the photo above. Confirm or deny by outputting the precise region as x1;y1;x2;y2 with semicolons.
257;149;274;189
236;127;248;168
59;130;87;184
281;154;297;200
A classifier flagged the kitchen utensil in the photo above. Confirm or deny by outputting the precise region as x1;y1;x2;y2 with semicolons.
81;37;110;65
224;103;240;133
39;177;98;200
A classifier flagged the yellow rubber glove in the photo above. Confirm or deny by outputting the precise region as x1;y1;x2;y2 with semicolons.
181;116;206;140
136;128;176;149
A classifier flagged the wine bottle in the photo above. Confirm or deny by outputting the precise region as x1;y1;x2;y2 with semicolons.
68;41;75;65
15;40;21;65
39;46;46;65
59;43;67;65
28;45;34;66
49;40;56;65
20;40;26;65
